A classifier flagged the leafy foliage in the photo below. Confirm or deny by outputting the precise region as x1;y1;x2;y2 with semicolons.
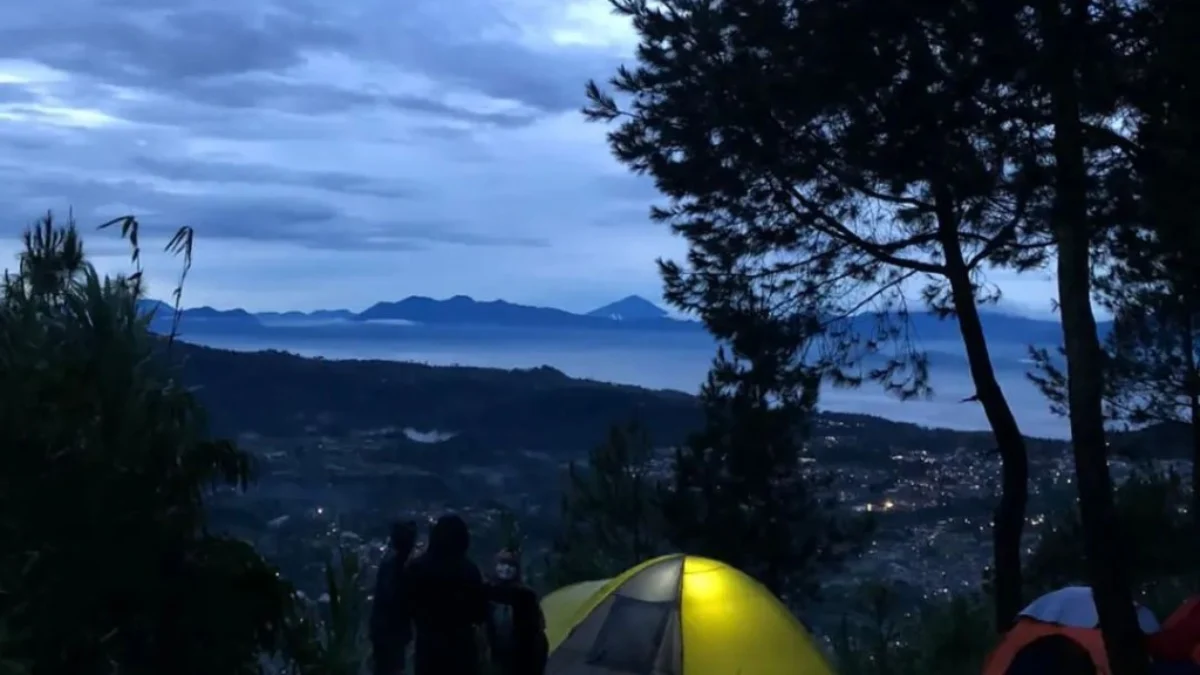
1024;468;1199;600
280;547;370;675
831;583;994;675
0;213;296;675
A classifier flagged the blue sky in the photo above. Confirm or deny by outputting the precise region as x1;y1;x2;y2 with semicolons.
0;0;1064;315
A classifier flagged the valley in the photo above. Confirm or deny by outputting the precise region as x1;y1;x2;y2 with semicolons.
184;340;1187;629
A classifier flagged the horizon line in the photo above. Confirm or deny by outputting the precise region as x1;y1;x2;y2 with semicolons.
136;295;1093;324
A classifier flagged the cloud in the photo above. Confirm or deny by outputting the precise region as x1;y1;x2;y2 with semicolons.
129;155;418;199
382;36;624;114
0;82;40;105
0;0;1061;316
0;6;351;85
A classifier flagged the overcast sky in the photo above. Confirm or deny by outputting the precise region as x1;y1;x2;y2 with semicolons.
0;0;1064;315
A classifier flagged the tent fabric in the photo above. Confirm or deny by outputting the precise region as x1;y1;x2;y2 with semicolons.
1149;597;1200;663
541;554;835;675
1004;634;1097;675
1163;598;1200;632
985;587;1162;675
1018;586;1161;632
541;579;612;652
982;619;1106;675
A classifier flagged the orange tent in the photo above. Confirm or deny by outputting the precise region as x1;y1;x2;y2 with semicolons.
982;587;1161;675
1148;596;1200;663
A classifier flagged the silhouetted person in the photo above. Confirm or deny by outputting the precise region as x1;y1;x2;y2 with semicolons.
486;549;548;675
371;520;418;675
406;514;489;675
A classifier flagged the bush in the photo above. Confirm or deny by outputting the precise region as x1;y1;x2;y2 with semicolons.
1025;465;1200;606
830;582;994;675
830;465;1200;675
0;214;295;674
280;546;370;675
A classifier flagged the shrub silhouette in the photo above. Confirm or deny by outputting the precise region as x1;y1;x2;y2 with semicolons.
0;213;297;674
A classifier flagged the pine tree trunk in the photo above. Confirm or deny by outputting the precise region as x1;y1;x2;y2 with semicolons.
1183;315;1200;541
1056;218;1149;675
1190;396;1200;540
1041;1;1150;672
938;211;1028;631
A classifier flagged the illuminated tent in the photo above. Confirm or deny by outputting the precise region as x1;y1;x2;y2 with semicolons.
541;554;836;675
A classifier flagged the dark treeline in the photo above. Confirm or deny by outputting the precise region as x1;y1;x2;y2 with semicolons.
2;0;1199;674
165;341;704;455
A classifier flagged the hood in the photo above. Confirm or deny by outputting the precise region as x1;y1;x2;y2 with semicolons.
389;520;418;558
428;514;470;558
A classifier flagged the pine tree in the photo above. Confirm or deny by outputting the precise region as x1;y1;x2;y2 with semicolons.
1024;0;1165;669
1098;0;1200;538
544;422;665;587
661;300;862;601
582;0;1053;626
1022;2;1199;669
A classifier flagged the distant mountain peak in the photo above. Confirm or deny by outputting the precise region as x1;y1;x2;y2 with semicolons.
587;295;669;321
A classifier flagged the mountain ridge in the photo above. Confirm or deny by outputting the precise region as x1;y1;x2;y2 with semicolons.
137;294;1111;343
587;295;670;321
140;294;698;332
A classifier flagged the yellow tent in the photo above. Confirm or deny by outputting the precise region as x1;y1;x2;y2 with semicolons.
541;554;836;675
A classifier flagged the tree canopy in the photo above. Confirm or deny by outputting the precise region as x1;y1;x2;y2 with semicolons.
583;0;1057;629
0;215;300;674
584;0;1192;670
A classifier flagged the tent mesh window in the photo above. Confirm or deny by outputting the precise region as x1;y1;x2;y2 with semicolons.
585;595;672;674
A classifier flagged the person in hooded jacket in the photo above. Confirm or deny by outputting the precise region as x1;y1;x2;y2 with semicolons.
370;520;418;675
405;514;490;675
485;549;548;675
